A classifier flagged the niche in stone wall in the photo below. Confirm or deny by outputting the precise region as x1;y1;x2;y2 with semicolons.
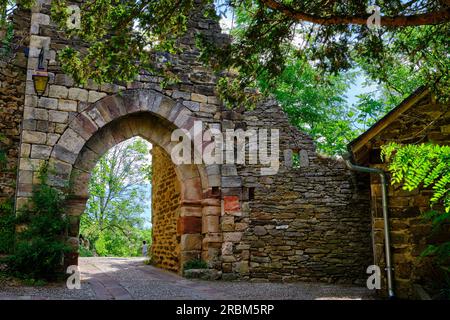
284;149;309;169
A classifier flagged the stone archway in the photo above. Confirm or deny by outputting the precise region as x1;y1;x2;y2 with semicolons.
43;89;221;273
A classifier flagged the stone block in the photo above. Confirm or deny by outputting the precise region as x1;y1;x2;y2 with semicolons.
52;145;77;164
20;143;31;157
202;205;221;216
38;97;58;109
171;90;190;100
69;113;98;141
180;234;202;251
254;226;267;236
34;108;49;121
46;133;60;145
221;216;234;232
19;158;44;171
55;74;74;87
223;195;240;213
22;130;46;144
223;232;243;243
88;91;107;103
68;88;89;102
183;101;200;112
58;99;77;112
222;176;242;188
177;216;202;234
202;215;219;234
49;110;69;123
48;85;68;99
30;144;52;159
222;241;233;256
58;128;86;154
191;93;208;103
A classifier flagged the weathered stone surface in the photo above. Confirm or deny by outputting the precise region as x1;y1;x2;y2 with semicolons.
151;146;181;272
88;91;107;103
254;226;267;236
183;269;221;280
22;130;46;144
68;88;89;102
348;89;450;299
38;97;58;109
49;110;69;123
5;2;381;286
48;85;68;99
191;93;207;103
58;99;77;112
224;196;240;213
30;144;52;159
223;232;243;243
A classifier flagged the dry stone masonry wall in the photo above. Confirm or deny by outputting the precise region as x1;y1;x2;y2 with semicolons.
0;9;30;205
151;145;182;272
2;0;373;284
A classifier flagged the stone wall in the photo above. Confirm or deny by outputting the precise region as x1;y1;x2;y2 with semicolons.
0;8;30;206
151;146;181;272
217;101;373;283
5;0;375;284
350;89;450;298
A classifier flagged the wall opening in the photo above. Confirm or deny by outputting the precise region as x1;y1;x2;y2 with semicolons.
78;136;153;258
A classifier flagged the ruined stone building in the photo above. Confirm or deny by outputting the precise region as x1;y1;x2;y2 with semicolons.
1;0;447;299
349;87;450;298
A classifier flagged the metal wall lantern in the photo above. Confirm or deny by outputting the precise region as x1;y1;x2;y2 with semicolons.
32;48;49;97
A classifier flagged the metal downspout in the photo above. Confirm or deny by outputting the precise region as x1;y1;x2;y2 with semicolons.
342;153;395;299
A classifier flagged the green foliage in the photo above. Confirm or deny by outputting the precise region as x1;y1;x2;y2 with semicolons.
0;20;13;58
5;165;71;281
184;259;208;270
257;56;357;154
381;143;450;213
0;150;6;170
49;0;194;86
0;133;7;170
382;142;450;297
81;137;152;257
0;198;15;254
78;245;93;257
44;0;448;111
22;278;47;287
205;1;448;104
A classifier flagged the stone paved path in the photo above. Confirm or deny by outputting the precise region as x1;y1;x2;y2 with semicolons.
0;257;376;300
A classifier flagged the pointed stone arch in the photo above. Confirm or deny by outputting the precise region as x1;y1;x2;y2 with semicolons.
46;89;221;272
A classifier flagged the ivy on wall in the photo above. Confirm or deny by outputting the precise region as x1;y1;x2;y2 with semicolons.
0;133;7;170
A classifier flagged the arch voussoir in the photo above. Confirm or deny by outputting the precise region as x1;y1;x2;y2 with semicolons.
69;113;99;141
73;146;100;173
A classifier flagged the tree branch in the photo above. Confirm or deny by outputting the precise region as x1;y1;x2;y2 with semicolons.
260;0;450;26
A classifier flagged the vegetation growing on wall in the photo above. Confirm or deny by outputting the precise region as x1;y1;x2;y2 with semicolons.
184;259;208;270
3;165;70;281
0;198;15;254
382;142;450;297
